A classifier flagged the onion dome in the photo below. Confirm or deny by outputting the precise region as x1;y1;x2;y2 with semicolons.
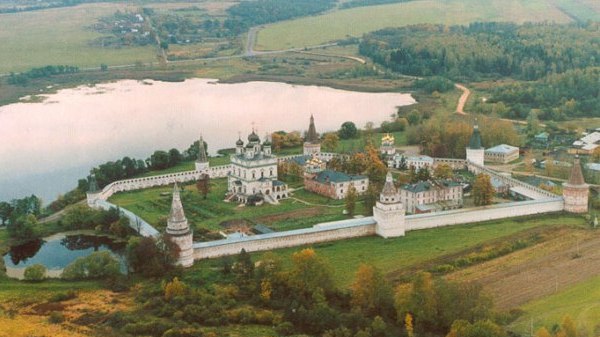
236;137;244;146
263;133;272;146
248;130;260;143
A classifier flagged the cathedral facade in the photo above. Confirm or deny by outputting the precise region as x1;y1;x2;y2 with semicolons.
227;131;288;204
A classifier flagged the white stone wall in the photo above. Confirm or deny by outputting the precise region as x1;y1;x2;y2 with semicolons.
92;164;233;201
193;219;376;259
405;198;564;231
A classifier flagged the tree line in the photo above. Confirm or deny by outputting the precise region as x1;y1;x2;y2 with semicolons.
406;115;520;158
225;0;336;35
8;65;79;85
340;0;412;9
100;248;512;337
478;67;600;120
360;22;600;82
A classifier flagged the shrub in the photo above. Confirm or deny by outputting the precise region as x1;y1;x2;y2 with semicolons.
162;327;204;337
62;251;121;280
275;321;295;336
48;311;65;324
49;290;77;302
24;264;47;282
123;319;175;337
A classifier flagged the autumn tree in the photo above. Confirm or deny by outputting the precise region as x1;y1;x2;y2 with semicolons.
405;313;414;337
473;173;494;206
322;132;340;152
365;144;388;184
434;163;453;179
535;328;552;337
289;248;334;300
524;150;534;173
196;173;210;199
559;315;577;337
164;277;187;301
350;264;394;318
345;185;358;216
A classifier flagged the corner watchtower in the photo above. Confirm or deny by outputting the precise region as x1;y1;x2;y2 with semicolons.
374;172;406;238
166;183;194;267
563;156;589;213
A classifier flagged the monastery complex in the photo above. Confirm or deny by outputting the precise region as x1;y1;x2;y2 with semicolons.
87;116;590;267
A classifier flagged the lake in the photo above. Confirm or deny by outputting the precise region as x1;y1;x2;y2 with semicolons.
3;232;126;279
0;79;415;202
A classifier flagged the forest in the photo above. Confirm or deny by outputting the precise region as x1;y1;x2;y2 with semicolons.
481;67;600;120
359;22;600;120
340;0;412;9
359;22;600;81
225;0;336;34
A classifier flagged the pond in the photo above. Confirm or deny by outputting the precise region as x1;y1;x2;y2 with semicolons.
0;78;415;202
3;232;126;279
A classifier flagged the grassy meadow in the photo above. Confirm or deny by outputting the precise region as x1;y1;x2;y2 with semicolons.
510;275;600;336
0;3;156;74
256;0;577;50
108;177;358;234
193;214;584;287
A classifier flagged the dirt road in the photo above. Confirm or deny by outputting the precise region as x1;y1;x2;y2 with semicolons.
455;83;470;115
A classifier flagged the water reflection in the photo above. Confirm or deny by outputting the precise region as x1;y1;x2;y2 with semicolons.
0;79;415;202
3;233;126;278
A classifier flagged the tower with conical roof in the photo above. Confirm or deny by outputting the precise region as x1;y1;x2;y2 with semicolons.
86;173;102;207
195;135;209;171
466;120;484;167
563;156;589;213
303;114;321;156
374;172;406;238
166;183;194;267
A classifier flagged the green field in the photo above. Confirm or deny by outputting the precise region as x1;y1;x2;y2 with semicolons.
0;3;156;73
510;275;600;336
197;214;583;287
108;178;357;234
256;0;576;50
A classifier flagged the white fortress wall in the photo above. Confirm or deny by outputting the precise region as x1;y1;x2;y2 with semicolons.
94;199;160;237
466;162;557;199
94;164;233;201
193;217;376;259
405;197;564;231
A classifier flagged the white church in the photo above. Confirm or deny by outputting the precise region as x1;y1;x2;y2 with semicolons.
227;130;289;204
